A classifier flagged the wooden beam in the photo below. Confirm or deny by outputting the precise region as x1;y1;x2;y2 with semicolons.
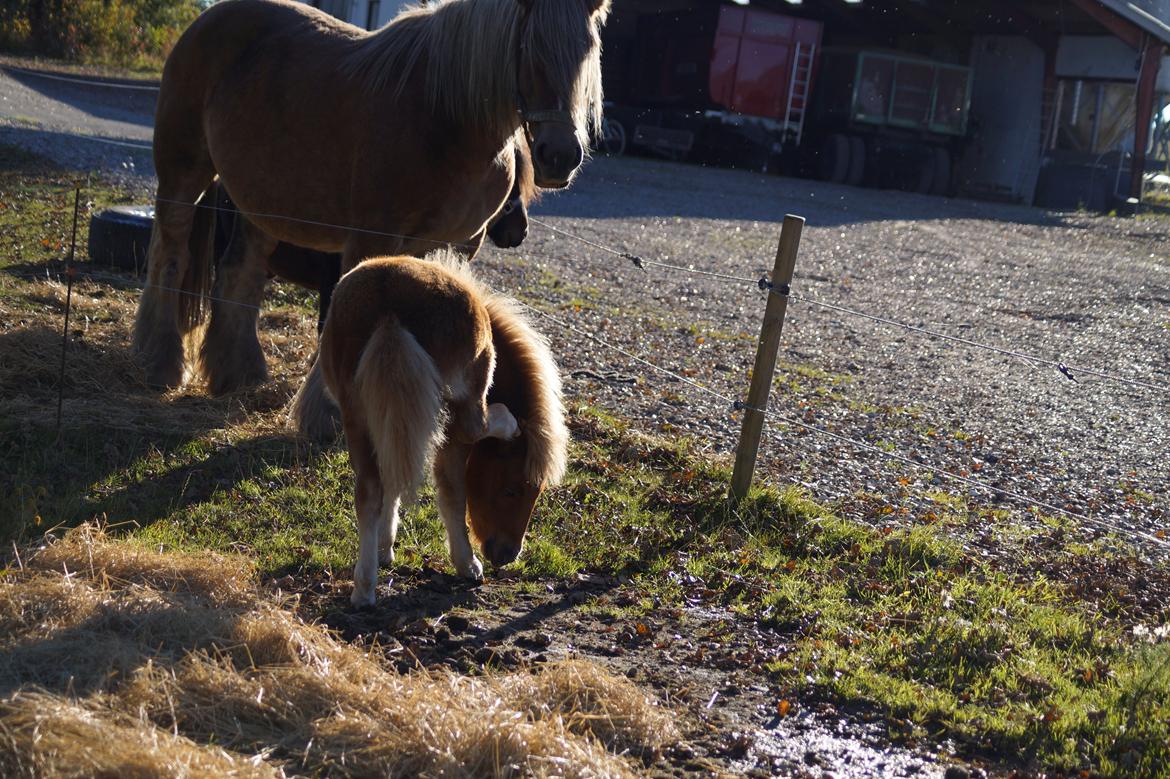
1131;35;1164;201
1068;0;1143;48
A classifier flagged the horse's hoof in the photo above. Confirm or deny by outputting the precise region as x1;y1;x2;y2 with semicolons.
207;365;270;396
143;365;184;391
350;586;376;609
135;345;185;390
456;556;484;582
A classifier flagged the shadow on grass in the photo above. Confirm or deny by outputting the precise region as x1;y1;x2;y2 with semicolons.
0;324;308;544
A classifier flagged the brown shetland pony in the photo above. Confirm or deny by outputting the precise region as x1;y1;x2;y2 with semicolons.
319;253;567;606
131;0;607;400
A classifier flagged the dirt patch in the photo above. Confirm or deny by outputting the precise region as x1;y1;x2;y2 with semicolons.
290;566;993;778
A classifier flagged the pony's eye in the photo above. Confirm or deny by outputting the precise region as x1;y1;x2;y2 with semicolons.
502;486;520;498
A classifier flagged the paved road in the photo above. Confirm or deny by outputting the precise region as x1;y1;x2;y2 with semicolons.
0;63;155;176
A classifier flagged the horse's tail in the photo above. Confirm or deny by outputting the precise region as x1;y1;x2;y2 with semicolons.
177;182;218;333
354;318;448;501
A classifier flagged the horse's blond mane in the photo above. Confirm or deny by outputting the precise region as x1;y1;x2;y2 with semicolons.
426;249;568;486
343;0;606;142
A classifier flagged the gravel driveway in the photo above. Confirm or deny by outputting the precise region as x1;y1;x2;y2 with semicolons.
487;157;1170;554
3;63;1167;555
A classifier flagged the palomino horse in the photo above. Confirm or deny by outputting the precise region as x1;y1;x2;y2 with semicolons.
132;0;607;395
319;253;567;606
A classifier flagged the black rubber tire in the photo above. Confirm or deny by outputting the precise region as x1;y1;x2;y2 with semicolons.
931;147;952;197
912;155;935;194
600;118;627;156
87;205;153;271
820;133;850;183
846;135;866;186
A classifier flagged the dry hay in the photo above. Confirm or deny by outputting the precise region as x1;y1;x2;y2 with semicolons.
0;526;677;777
0;274;318;434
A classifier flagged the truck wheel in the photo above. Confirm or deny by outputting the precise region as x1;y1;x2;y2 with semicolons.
87;205;153;272
846;136;866;186
820;133;850;183
600;118;626;156
913;156;935;194
931;147;952;196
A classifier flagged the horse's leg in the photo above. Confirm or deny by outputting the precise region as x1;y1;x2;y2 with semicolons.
433;439;483;581
132;162;216;389
344;414;385;608
199;217;275;394
379;496;400;566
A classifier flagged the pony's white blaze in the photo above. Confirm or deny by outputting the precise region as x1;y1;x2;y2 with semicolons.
318;252;567;606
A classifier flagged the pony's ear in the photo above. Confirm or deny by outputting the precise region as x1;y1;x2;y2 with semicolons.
589;0;611;17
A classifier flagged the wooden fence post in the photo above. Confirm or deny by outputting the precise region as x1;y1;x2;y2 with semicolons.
729;214;804;500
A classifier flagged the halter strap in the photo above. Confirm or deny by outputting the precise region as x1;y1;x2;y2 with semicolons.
520;109;575;126
513;4;575;142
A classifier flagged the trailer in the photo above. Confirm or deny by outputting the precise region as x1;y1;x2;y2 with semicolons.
807;49;972;195
602;2;973;193
602;3;822;171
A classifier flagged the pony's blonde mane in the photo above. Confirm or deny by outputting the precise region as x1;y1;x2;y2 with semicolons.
344;0;606;142
425;249;568;486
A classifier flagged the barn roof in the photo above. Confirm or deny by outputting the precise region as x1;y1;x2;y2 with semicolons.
1100;0;1170;43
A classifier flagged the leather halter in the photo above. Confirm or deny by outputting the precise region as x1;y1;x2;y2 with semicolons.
513;4;576;144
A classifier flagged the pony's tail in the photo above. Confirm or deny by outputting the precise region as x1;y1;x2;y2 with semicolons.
354;319;448;502
177;182;217;333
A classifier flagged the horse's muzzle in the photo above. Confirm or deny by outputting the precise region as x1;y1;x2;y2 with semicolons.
532;128;583;188
482;536;521;568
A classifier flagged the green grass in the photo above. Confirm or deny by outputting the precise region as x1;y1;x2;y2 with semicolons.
3;145;1168;777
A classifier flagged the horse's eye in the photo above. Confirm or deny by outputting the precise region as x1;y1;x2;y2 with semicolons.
502;486;520;498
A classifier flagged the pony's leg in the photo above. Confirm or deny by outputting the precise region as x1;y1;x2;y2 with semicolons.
200;218;275;394
344;417;385;608
485;403;520;440
132;167;216;389
446;351;517;445
379;496;400;566
433;440;483;581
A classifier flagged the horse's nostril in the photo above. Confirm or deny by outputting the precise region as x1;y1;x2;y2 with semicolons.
487;538;519;567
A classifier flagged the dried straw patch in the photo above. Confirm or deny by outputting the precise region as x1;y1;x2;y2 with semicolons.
0;691;277;779
0;527;677;777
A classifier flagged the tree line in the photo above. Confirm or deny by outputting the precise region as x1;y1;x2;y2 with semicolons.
0;0;204;69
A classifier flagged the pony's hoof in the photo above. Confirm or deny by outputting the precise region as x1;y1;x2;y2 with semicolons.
456;556;484;582
485;402;520;440
350;585;377;609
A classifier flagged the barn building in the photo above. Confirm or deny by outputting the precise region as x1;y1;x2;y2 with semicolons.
308;0;1170;210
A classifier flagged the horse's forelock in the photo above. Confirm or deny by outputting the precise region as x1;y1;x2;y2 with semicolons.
347;0;604;142
524;0;606;140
